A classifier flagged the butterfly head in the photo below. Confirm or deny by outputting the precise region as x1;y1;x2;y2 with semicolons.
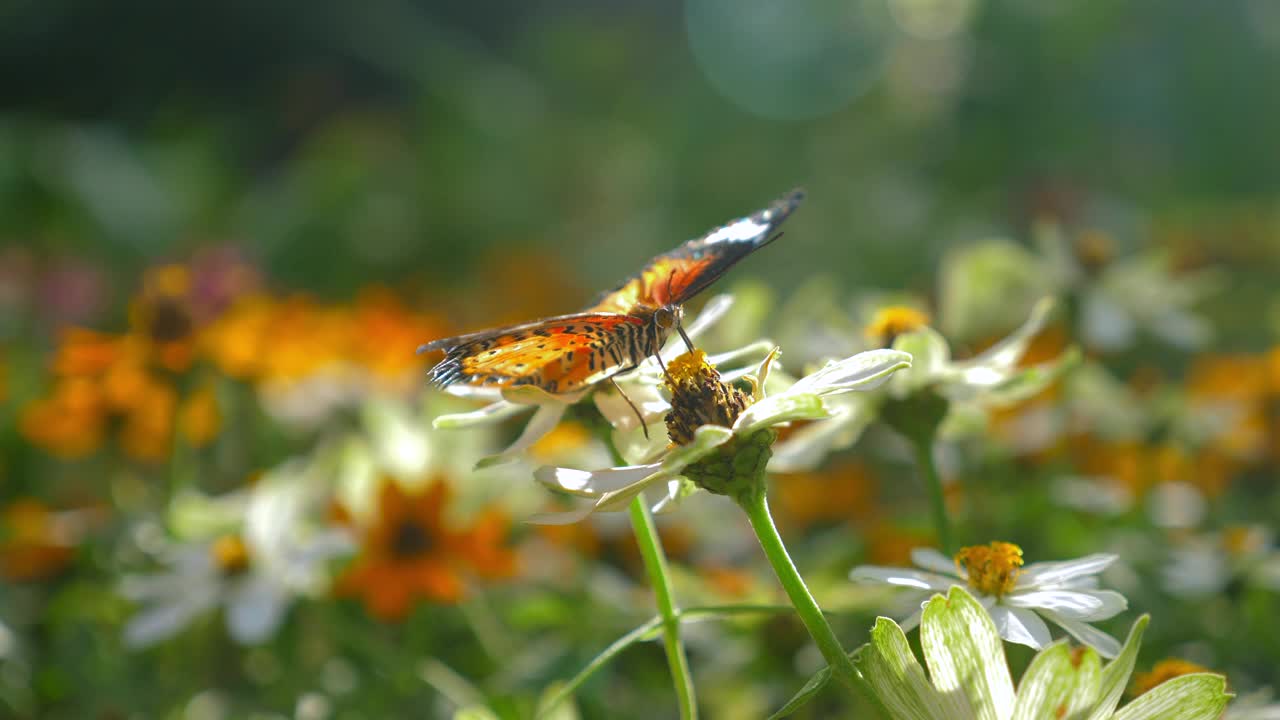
652;304;683;333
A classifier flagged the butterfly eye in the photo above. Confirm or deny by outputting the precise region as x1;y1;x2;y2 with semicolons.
654;307;676;330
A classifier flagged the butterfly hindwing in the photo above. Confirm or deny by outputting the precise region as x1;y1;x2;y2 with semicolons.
591;188;804;313
422;312;657;394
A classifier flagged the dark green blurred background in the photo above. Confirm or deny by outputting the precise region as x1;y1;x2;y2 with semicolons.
4;0;1278;315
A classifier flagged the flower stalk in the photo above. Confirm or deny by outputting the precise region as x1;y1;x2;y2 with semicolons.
600;429;698;720
739;488;889;717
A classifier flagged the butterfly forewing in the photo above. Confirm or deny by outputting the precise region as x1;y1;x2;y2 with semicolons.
590;188;804;313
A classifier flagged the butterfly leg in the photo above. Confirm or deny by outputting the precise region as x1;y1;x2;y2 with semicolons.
609;377;650;440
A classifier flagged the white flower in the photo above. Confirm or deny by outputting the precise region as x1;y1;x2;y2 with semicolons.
121;474;352;648
851;586;1231;720
1163;526;1280;597
850;543;1128;657
531;346;911;523
771;298;1072;472
432;294;738;467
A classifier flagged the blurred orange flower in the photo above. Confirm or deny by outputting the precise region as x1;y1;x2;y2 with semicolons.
337;480;516;621
774;461;879;530
179;384;222;448
0;500;78;582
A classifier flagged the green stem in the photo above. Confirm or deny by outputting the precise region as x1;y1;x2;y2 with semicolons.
628;494;698;720
537;604;797;718
912;438;953;554
739;489;888;718
599;429;698;720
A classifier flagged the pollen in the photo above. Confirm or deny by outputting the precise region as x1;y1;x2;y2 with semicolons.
865;306;930;346
211;534;251;575
954;541;1024;598
663;350;749;446
664;350;714;391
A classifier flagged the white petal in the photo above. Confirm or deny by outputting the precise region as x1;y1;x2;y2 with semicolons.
123;592;219;648
767;399;872;472
731;392;830;436
912;548;961;577
1017;554;1118;587
790;349;914;396
476;403;566;467
442;384;503;401
594;384;669;430
1036;610;1122;659
988;605;1052;650
432;400;528;429
1005;590;1100;616
226;576;288;644
534;462;662;498
957;298;1055;375
850;566;955;591
525;504;597;525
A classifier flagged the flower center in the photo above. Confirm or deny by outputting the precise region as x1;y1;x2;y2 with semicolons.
663;350;749;446
1221;525;1266;557
865;306;930;347
211;534;250;575
392;520;433;558
954;541;1023;598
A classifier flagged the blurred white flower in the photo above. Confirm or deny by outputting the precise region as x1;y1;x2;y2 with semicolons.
121;473;352;648
851;542;1128;657
772;298;1072;471
1163;525;1280;597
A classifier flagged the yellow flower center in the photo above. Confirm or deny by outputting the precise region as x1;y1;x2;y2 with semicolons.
954;541;1024;598
664;350;713;391
1222;525;1266;557
865;306;930;346
1130;659;1215;698
211;534;251;575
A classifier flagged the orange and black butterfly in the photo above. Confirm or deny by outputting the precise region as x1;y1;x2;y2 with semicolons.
419;188;804;395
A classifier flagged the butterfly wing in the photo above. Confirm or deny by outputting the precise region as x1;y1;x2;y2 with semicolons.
591;188;804;313
420;311;657;395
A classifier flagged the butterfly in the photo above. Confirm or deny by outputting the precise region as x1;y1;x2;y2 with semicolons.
419;188;804;396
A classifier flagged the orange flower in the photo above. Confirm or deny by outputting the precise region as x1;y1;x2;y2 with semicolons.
348;288;444;382
0;500;77;581
337;480;516;620
130;264;198;372
774;461;879;530
179;384;222;448
19;377;106;458
864;524;933;566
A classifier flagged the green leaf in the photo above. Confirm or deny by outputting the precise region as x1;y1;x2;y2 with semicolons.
1010;641;1102;720
1084;615;1149;720
919;587;1015;720
852;617;951;720
766;666;831;720
1112;674;1231;720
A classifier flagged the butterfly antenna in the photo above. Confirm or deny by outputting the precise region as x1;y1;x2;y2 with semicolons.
609;377;649;440
759;230;785;250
